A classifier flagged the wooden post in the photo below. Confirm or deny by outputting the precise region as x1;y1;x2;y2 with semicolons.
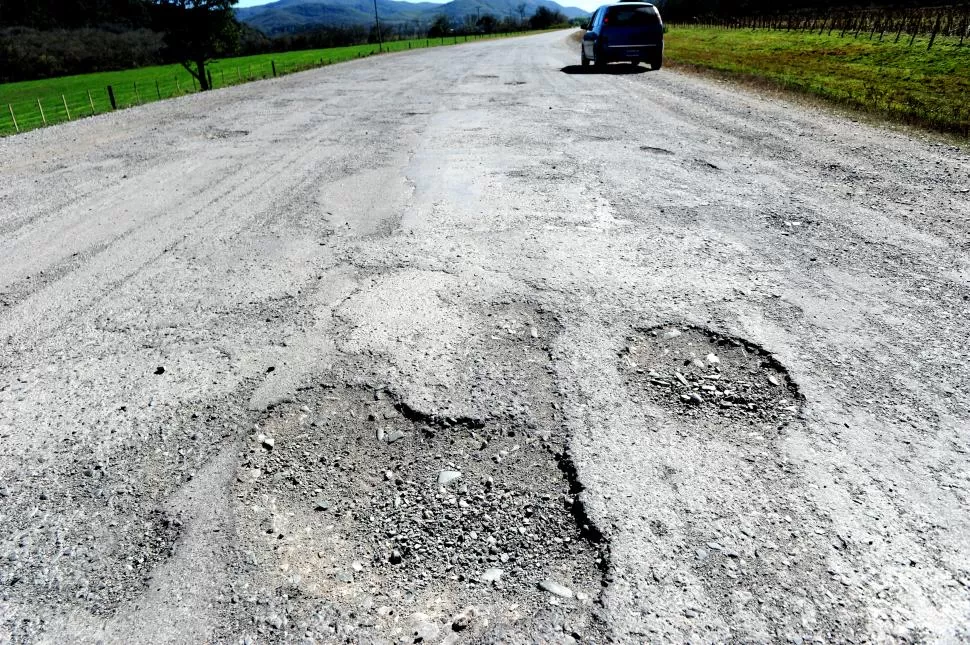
107;86;117;110
156;79;161;100
7;104;18;133
927;13;942;49
236;66;240;81
62;94;71;120
87;90;95;114
207;70;213;88
133;81;140;104
272;60;277;77
221;70;225;85
37;99;47;126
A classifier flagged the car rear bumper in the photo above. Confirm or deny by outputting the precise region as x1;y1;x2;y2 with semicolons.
605;43;662;61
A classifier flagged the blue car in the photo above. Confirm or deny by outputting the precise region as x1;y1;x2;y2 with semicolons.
581;2;664;69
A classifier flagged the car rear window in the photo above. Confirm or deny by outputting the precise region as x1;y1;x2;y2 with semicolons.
604;5;660;26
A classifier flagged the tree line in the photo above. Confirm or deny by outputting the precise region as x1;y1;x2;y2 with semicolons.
0;0;575;84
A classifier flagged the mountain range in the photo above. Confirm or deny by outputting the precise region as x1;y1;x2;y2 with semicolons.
236;0;589;34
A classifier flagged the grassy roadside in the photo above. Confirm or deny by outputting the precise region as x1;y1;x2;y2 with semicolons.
663;26;970;138
0;32;522;137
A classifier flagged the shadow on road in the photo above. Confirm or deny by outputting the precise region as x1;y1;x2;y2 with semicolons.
560;64;650;75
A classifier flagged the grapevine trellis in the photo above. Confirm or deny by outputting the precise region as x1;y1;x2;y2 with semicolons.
677;4;970;49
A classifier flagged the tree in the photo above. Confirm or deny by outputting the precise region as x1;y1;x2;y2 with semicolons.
149;0;239;91
529;6;566;29
477;13;498;33
428;15;451;37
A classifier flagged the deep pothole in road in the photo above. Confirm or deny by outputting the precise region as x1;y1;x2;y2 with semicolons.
229;305;610;642
619;324;803;428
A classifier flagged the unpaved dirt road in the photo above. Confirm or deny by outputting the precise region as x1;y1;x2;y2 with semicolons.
1;30;969;644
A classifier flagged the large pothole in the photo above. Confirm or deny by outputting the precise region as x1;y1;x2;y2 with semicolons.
228;304;609;643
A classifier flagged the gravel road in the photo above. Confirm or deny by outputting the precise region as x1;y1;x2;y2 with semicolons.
1;29;969;644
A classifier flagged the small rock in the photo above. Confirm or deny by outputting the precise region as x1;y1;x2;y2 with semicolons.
313;499;330;512
260;435;275;450
530;326;539;338
386;429;405;443
352;561;364;572
663;329;681;339
687;393;704;405
480;567;504;583
390;549;402;565
452;606;479;632
706;353;720;364
438;470;462;486
154;366;165;375
539;579;573;598
768;375;780;386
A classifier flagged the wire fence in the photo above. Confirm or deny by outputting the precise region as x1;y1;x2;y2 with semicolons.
0;33;510;137
675;4;970;49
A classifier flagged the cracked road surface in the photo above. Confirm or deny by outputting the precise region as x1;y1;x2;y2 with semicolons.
2;29;969;643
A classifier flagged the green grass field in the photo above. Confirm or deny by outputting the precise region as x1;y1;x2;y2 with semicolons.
664;26;970;138
0;33;511;136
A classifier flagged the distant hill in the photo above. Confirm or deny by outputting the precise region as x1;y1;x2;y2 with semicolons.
236;0;588;34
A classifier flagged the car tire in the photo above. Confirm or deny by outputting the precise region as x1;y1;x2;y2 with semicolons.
581;50;589;67
651;56;663;70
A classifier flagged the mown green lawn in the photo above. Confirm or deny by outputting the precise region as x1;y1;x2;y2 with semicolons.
664;26;970;137
0;33;510;136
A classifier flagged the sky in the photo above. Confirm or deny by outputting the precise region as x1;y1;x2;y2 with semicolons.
236;0;598;10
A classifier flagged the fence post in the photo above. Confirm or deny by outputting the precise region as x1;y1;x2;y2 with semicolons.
221;69;225;85
37;99;47;126
62;94;71;120
134;81;141;104
909;16;919;46
87;90;95;114
207;70;213;88
7;104;18;133
272;60;277;77
156;79;161;100
927;13;942;49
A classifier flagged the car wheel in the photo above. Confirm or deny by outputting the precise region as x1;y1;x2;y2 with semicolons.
651;56;663;70
581;50;589;67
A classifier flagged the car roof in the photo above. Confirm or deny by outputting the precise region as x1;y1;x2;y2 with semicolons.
602;2;656;8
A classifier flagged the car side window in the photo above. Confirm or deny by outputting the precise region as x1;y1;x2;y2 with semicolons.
586;9;598;30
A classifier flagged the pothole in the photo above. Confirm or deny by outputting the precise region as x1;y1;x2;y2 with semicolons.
229;304;609;642
620;324;802;428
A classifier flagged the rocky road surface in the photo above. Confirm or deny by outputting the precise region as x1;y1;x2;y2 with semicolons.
1;29;969;644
